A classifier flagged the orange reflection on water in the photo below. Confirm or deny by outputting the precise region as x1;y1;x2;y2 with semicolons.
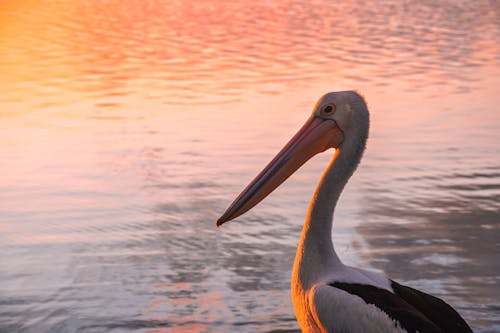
142;281;224;333
2;0;498;116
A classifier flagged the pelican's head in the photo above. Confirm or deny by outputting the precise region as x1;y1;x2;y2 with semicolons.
217;91;369;226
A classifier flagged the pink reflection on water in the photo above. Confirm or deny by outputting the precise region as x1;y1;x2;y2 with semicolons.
143;282;224;333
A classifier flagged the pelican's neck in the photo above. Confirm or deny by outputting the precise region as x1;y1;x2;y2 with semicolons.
293;143;362;288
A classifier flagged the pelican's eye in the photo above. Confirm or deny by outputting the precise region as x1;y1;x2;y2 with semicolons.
321;104;336;116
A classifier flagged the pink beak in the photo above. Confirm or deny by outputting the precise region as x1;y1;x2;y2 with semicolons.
217;115;344;226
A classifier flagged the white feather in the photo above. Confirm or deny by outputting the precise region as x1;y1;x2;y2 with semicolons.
310;284;408;333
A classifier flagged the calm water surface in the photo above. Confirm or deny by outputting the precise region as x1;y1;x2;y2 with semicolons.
1;1;499;332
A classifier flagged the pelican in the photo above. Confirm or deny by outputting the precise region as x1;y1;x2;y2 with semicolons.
217;91;473;333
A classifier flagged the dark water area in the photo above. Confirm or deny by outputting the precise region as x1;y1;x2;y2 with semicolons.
0;0;499;332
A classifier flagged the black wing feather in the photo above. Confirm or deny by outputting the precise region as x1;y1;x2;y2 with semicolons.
390;280;473;333
329;281;473;333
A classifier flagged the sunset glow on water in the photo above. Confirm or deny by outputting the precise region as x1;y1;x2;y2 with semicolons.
1;1;499;332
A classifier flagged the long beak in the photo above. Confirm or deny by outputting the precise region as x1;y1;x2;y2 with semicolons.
217;115;344;226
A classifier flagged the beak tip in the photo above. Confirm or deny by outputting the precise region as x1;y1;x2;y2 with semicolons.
216;217;226;227
217;208;236;227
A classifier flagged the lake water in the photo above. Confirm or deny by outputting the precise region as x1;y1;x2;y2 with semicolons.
0;1;499;332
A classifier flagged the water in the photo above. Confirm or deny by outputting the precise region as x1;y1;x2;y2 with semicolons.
0;0;499;332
